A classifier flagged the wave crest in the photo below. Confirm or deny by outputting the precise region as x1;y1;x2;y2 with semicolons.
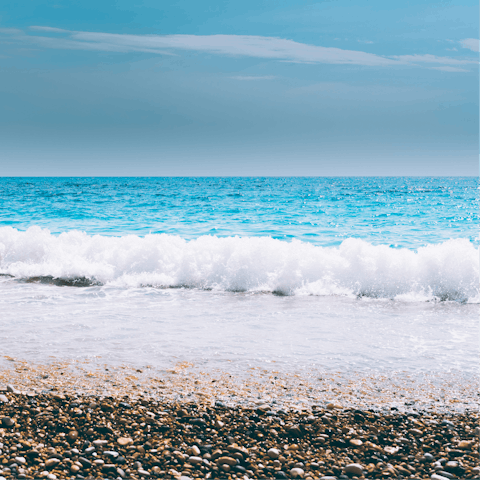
0;227;478;301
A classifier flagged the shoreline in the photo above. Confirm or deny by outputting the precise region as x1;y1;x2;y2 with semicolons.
0;386;478;480
0;360;478;415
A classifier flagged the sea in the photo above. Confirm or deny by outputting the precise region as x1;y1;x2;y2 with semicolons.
0;177;478;408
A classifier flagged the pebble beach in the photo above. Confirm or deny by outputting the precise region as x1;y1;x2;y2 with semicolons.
0;389;478;480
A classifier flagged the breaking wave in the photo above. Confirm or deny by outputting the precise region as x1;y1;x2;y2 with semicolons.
0;227;478;302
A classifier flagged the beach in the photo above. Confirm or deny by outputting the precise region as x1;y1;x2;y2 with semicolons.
0;177;478;479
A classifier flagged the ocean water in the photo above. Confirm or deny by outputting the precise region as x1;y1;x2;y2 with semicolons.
0;177;478;392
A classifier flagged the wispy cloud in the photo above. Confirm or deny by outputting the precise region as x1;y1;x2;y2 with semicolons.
0;26;476;72
229;75;276;80
392;54;477;66
30;26;69;33
459;38;479;53
0;27;397;66
357;39;374;44
431;66;469;73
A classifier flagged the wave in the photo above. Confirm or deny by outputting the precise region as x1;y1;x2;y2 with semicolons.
0;226;478;302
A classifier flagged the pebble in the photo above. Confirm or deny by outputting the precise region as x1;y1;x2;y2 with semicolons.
93;439;108;447
0;392;476;480
344;463;364;476
0;395;8;403
216;456;237;466
437;471;456;480
1;417;15;427
431;474;451;480
290;467;305;478
44;459;60;468
117;437;133;446
268;447;280;459
188;445;201;456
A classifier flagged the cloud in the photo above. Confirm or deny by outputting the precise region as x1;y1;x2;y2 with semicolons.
357;40;374;44
229;75;276;80
29;26;69;33
392;54;477;66
1;27;397;66
431;66;469;73
459;38;479;52
0;28;23;35
0;26;477;72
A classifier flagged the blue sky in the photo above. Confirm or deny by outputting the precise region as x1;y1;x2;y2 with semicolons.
0;0;478;175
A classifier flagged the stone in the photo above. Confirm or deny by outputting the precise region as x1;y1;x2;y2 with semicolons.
424;453;435;462
14;457;26;465
78;457;92;468
0;395;8;403
93;439;108;447
349;439;363;447
67;430;78;443
268;448;280;459
45;458;60;469
431;475;451;480
457;440;473;450
344;463;364;476
290;467;305;478
1;417;15;428
216;456;237;466
104;451;119;459
437;472;456;480
6;385;19;394
188;445;201;456
445;461;458;469
188;456;203;465
117;437;133;447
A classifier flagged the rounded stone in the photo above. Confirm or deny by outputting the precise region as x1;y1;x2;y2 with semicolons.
290;467;305;478
268;448;280;459
117;437;133;446
1;417;15;428
344;463;363;476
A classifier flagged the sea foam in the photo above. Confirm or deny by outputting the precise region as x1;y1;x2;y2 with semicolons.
0;226;477;301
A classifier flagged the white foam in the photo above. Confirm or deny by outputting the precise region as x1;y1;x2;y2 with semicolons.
0;226;478;301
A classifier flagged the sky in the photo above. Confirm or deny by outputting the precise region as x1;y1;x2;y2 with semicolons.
0;0;478;176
